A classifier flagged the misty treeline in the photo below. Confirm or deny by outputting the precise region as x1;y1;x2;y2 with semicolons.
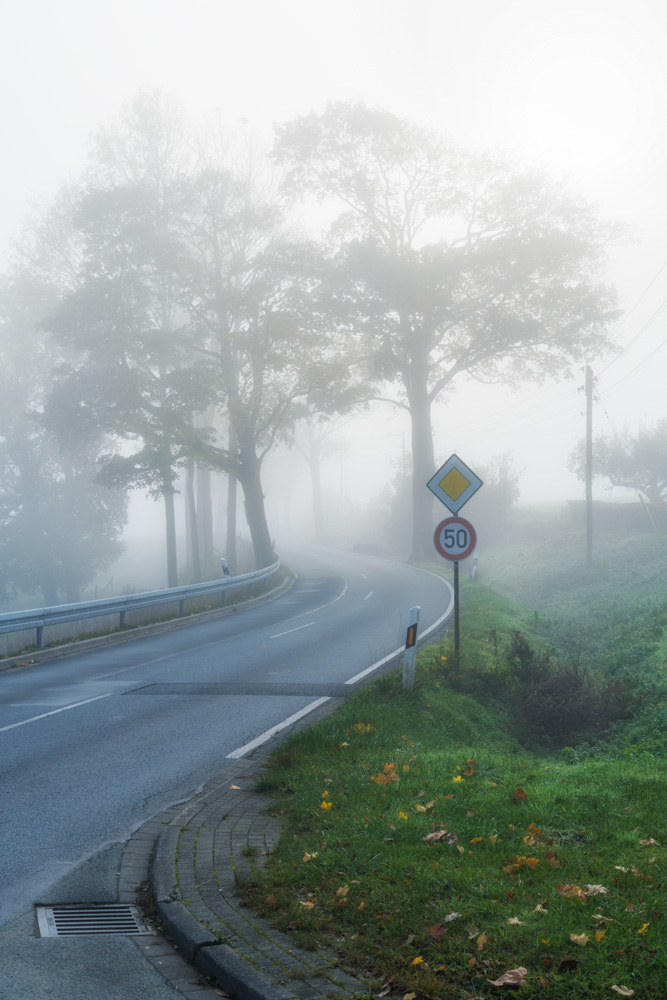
0;93;620;605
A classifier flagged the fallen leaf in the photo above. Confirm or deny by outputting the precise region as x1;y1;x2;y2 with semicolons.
639;838;660;846
594;929;607;942
533;904;548;914
336;885;349;898
303;852;318;862
403;993;417;1000
477;931;488;951
411;956;424;965
638;922;650;934
470;836;484;844
558;954;578;973
614;866;629;872
423;827;448;844
467;925;480;939
229;784;241;790
570;933;588;946
457;844;465;855
428;924;446;940
299;900;316;909
489;834;500;844
513;788;528;801
443;912;462;923
584;884;609;896
507;917;524;925
611;988;635;997
557;883;587;901
488;966;528;986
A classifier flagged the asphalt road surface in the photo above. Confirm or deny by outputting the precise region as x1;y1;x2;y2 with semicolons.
0;544;453;998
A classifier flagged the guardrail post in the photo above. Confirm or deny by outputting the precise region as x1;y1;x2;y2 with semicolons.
179;599;185;616
36;626;44;649
402;606;420;691
120;610;126;627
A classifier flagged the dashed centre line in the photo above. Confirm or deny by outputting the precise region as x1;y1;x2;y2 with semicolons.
269;621;316;639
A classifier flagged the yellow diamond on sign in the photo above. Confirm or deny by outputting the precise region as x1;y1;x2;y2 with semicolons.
439;468;470;502
427;454;483;514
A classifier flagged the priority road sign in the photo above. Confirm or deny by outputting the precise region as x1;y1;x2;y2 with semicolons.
427;454;483;514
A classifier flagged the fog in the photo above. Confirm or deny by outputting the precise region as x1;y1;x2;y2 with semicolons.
1;0;666;597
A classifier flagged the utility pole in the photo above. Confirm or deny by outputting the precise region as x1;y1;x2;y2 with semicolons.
585;365;594;565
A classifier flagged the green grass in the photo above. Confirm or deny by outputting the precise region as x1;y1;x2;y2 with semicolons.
242;580;667;999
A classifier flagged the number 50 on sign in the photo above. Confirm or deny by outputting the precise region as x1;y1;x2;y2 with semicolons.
434;516;477;562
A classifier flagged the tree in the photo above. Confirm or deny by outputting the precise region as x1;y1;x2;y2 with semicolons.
0;274;127;605
274;101;620;560
177;165;363;567
569;422;667;506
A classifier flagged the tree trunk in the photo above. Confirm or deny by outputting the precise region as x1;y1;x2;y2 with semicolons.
163;485;178;588
197;464;214;562
239;451;275;568
185;458;202;582
407;357;436;563
226;425;238;575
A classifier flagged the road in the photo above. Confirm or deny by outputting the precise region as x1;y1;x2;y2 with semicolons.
0;545;452;998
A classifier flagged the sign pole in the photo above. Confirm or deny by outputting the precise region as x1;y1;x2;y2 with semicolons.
454;560;460;664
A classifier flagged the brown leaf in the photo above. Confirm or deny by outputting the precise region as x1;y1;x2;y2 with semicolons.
570;933;588;946
584;884;609;896
488;966;528;986
558;954;579;973
513;787;528;801
639;838;660;846
476;931;488;951
428;924;446;940
423;827;448;844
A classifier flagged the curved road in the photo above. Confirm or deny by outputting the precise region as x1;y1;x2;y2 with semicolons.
0;545;452;997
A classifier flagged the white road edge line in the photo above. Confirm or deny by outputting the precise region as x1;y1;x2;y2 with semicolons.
0;693;113;734
363;591;373;601
225;697;331;759
226;575;455;760
270;622;316;639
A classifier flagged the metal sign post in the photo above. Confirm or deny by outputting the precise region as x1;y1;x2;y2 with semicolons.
428;454;483;665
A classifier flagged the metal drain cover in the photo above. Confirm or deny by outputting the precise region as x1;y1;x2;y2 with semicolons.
36;903;154;937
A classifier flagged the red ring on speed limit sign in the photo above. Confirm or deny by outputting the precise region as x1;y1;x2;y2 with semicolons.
434;516;477;561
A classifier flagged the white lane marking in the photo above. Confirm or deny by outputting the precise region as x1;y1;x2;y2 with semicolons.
289;577;347;620
363;591;373;601
344;581;455;686
226;697;331;759
0;693;113;734
270;622;316;639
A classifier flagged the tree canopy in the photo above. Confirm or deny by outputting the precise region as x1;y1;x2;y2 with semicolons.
570;421;667;506
275;100;620;559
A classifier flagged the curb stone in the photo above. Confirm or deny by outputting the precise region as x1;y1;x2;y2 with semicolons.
145;752;373;1000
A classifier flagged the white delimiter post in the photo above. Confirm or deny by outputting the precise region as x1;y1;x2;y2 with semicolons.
402;606;421;691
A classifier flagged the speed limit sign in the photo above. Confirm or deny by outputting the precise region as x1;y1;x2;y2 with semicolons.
434;516;477;561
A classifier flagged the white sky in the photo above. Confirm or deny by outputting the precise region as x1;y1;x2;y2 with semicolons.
3;0;667;514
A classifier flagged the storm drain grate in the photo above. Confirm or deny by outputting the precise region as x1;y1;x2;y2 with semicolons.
36;903;154;937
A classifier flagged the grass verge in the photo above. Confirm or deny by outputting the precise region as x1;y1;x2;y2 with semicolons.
241;585;666;1000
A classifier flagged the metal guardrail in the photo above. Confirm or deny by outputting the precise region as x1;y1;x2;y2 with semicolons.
0;560;281;650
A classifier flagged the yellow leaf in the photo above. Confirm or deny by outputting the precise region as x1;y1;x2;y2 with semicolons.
336;885;349;898
470;837;483;844
321;800;333;810
403;994;417;1000
638;922;650;934
452;776;464;783
594;929;607;942
299;901;316;909
533;904;548;915
302;852;318;862
411;955;424;965
570;933;589;946
477;931;488;951
398;811;408;821
457;845;465;855
489;834;499;844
